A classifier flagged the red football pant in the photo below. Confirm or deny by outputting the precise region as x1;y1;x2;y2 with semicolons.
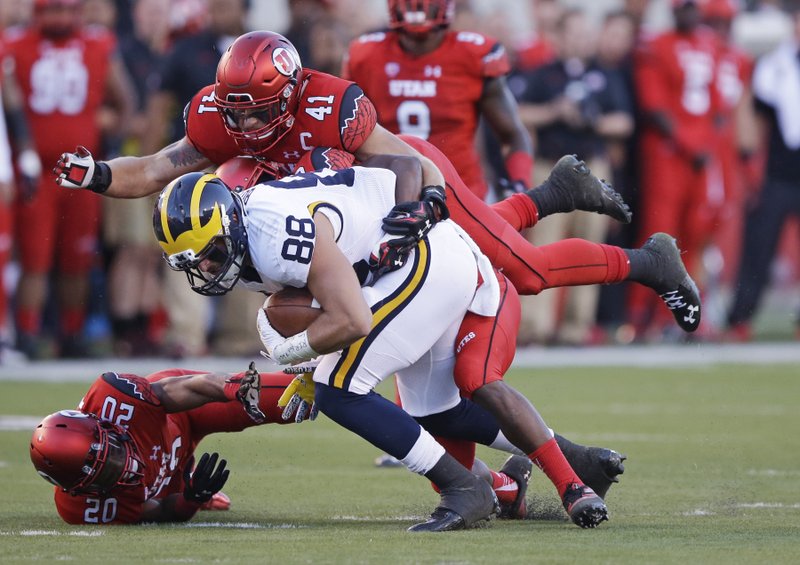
400;135;630;295
15;176;101;274
630;137;720;327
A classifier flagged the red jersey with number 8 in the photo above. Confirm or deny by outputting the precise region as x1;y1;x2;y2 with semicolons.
343;30;510;198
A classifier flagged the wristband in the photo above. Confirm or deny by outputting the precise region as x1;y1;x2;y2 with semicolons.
272;330;319;365
89;162;112;194
505;151;533;186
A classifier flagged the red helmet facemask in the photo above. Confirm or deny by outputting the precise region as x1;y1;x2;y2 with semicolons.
214;31;303;156
388;0;455;35
30;410;144;496
34;0;82;39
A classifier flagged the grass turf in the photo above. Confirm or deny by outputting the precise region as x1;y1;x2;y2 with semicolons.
1;363;799;563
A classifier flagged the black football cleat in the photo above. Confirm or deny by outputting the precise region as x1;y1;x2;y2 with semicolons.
641;233;702;332
555;435;626;500
562;483;609;529
409;480;499;532
538;154;632;223
497;455;533;519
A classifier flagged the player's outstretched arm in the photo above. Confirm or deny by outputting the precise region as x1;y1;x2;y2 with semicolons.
54;137;213;198
150;371;233;413
354;124;445;189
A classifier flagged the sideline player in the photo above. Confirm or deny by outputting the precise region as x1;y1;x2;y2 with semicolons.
53;30;701;333
30;363;305;524
7;0;133;357
154;164;609;529
343;0;533;200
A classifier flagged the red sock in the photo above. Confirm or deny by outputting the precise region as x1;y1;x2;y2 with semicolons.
60;308;85;336
490;470;519;505
16;308;40;335
491;193;539;231
529;437;582;498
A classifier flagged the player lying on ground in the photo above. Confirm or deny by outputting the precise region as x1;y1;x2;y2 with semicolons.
155;163;610;530
30;363;305;524
53;30;701;334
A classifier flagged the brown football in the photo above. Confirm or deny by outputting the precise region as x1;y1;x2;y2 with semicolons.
264;287;321;337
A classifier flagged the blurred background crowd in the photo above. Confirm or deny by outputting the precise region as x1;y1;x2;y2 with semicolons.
0;0;798;362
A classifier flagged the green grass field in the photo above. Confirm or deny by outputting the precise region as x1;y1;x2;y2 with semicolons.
1;363;799;564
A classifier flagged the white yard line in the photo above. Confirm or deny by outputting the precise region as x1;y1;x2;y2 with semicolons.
1;342;799;382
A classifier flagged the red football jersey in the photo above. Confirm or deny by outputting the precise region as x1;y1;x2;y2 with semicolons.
53;369;198;525
185;69;377;169
343;30;510;197
4;25;116;162
634;28;720;155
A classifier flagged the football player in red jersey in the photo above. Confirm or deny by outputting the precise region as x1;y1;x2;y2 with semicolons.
6;0;134;358
629;0;721;339
342;0;533;200
29;363;313;524
54;30;701;333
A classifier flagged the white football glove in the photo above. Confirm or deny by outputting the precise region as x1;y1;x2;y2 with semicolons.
54;146;100;190
277;374;318;423
256;307;285;361
256;308;319;365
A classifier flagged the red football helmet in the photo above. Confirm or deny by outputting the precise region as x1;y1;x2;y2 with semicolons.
215;156;277;191
30;410;144;495
388;0;455;34
214;31;303;156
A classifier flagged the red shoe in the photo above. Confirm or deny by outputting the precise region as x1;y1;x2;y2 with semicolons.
200;491;231;511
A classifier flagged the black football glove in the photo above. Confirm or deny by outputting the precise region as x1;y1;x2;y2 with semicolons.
225;361;266;423
368;234;417;279
183;452;230;504
381;185;449;239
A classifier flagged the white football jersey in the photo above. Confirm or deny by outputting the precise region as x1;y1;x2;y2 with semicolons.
238;166;396;293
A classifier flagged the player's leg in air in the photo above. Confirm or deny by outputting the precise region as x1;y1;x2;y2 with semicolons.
399;135;701;334
410;270;612;528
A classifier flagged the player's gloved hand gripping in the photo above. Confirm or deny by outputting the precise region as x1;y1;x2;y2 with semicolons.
53;146;112;194
183;453;230;504
225;361;266;423
382;185;449;240
278;371;319;423
257;308;319;365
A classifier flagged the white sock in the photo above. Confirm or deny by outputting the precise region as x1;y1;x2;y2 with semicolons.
402;429;446;474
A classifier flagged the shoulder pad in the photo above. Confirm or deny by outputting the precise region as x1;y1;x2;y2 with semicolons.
101;373;161;406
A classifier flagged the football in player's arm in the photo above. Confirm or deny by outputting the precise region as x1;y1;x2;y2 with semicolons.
30;363;313;524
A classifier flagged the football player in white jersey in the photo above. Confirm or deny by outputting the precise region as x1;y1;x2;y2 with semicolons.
153;162;608;530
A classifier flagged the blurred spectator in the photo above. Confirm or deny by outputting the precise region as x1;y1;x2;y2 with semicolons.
514;0;561;72
629;0;721;341
516;8;634;345
0;0;34;28
145;0;263;358
5;0;133;358
0;37;38;362
103;0;171;356
702;0;760;331
343;0;533;201
594;9;640;341
726;1;800;340
284;0;335;67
